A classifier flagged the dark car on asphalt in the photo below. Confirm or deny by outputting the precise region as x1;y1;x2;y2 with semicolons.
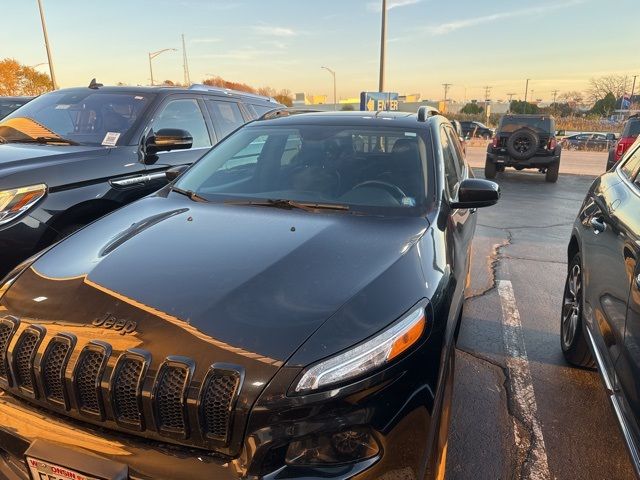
561;135;640;477
0;96;34;120
607;115;640;170
0;83;281;277
485;114;562;182
459;120;493;139
562;132;616;151
0;109;499;479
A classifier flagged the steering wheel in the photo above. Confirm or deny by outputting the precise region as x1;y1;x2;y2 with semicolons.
350;180;407;202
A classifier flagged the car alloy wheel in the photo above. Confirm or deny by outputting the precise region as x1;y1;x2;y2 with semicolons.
561;263;581;350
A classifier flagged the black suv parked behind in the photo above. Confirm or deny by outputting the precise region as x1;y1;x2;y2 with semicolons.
459;120;493;139
485;114;561;182
0;83;281;276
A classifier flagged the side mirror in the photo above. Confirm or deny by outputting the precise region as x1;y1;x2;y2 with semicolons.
451;178;500;209
165;164;190;182
146;128;193;156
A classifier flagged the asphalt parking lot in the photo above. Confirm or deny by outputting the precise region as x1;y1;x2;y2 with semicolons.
446;147;635;479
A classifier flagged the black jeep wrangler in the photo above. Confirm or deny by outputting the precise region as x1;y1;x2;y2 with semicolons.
485;114;561;182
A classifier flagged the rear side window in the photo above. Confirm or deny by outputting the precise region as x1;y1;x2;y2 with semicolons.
251;104;277;117
206;100;245;139
623;119;640;137
621;144;640;181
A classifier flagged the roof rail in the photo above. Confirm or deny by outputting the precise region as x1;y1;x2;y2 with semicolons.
188;84;278;103
259;108;321;121
417;106;440;122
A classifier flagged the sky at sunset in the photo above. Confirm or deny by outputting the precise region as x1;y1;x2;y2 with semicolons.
3;0;639;102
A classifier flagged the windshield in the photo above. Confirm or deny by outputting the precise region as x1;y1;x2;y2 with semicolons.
175;124;428;215
0;99;29;120
499;116;553;134
0;91;154;146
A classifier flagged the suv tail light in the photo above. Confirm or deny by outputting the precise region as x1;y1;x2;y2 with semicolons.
548;137;557;150
491;136;499;148
616;137;635;160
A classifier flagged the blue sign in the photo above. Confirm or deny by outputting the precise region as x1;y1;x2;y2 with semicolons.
360;92;399;111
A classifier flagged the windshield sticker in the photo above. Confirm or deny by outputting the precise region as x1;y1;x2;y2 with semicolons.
402;197;416;207
55;104;71;110
404;132;417;137
102;132;121;146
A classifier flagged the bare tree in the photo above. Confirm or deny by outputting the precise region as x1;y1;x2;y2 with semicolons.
558;90;584;105
587;75;629;103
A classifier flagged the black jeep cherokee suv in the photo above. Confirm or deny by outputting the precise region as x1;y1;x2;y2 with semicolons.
0;83;281;276
485;114;561;182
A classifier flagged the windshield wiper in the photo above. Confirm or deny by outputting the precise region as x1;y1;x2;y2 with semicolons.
172;186;209;203
12;136;79;146
225;198;349;212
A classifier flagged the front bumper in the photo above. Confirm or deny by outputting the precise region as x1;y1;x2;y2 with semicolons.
0;346;446;480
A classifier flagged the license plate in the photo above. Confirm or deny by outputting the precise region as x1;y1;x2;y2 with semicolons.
27;457;102;480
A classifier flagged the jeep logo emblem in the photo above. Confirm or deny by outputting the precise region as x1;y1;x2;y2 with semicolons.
92;313;137;335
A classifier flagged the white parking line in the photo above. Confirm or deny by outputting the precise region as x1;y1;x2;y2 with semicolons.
497;279;551;480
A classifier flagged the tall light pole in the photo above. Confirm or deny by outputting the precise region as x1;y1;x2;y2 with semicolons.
36;0;58;90
378;0;387;92
148;48;177;86
524;78;530;113
182;34;191;86
321;66;337;111
630;75;637;112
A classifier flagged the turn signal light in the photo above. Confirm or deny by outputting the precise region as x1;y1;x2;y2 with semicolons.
491;136;499;148
548;137;557;150
388;314;425;360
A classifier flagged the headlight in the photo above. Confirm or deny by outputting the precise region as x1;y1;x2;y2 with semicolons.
294;303;427;393
0;184;47;226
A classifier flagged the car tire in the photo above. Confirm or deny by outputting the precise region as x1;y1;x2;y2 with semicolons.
506;128;539;160
561;253;596;369
484;158;497;179
545;161;559;183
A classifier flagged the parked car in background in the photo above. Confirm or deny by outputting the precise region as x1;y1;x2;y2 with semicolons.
485;114;561;182
0;109;498;480
561;136;640;477
460;120;494;139
607;115;640;170
0;82;281;276
562;132;616;151
0;96;34;119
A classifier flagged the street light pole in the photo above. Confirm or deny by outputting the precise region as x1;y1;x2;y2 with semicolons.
36;0;58;90
148;48;177;86
321;66;337;111
630;75;637;112
524;78;530;113
378;0;387;92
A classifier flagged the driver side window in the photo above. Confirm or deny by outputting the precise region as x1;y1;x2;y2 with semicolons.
440;126;462;200
151;99;211;149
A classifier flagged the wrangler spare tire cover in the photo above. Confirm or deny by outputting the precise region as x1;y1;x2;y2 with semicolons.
506;128;539;160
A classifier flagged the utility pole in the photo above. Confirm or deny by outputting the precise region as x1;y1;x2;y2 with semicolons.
182;34;191;86
36;0;58;90
378;0;387;92
551;89;559;105
630;75;637;112
524;78;530;113
442;83;452;110
483;85;491;110
321;66;337;111
507;92;516;113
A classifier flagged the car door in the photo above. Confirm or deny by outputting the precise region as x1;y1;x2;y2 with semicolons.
440;124;474;317
582;145;640;380
610;150;640;429
143;96;214;187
